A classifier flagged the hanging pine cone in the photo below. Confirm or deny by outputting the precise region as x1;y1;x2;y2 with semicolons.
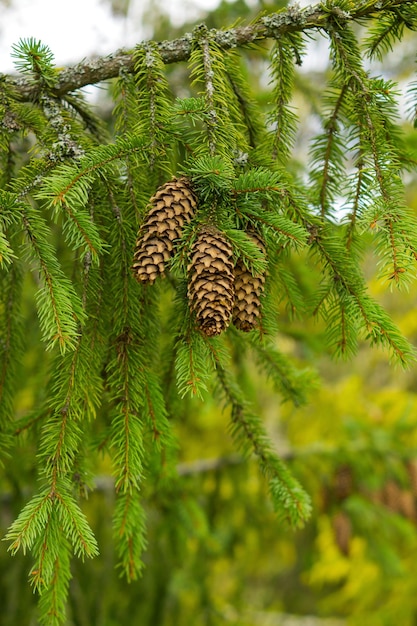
132;177;197;284
332;511;352;556
382;480;403;513
333;464;353;502
407;459;417;496
232;231;266;332
187;226;234;337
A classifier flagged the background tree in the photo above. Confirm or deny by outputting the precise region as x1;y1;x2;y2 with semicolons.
2;1;417;625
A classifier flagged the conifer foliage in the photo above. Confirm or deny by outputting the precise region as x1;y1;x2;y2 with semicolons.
1;1;417;623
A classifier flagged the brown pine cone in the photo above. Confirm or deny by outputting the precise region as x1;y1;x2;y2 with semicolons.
232;231;266;332
187;226;234;336
132;177;197;283
332;511;352;556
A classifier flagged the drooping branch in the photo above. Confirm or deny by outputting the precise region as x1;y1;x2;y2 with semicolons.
4;0;415;101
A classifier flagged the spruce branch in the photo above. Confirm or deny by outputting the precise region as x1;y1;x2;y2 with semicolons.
214;361;312;528
36;134;149;210
268;32;303;164
102;194;157;572
5;1;416;101
175;329;213;399
192;25;219;157
133;42;173;169
142;369;174;449
364;3;417;60
37;544;71;626
4;478;98;608
307;21;417;283
189;26;247;159
10;37;57;87
22;206;85;352
309;82;350;218
0;229;24;456
113;492;147;581
247;334;318;407
37;292;105;484
311;229;416;364
344;154;367;250
197;335;312;528
107;329;145;495
223;51;267;150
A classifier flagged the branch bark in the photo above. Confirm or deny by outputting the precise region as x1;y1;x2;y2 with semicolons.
3;0;414;101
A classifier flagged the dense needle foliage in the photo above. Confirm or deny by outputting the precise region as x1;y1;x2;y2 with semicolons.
1;1;417;623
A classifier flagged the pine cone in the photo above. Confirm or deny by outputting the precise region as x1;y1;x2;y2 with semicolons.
132;177;197;283
332;511;352;556
333;464;353;501
407;459;417;496
398;490;417;521
187;226;234;336
382;480;403;513
232;231;266;332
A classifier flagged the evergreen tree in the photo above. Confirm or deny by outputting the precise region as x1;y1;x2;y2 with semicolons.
1;1;417;624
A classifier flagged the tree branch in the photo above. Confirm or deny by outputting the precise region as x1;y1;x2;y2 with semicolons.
3;0;414;101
